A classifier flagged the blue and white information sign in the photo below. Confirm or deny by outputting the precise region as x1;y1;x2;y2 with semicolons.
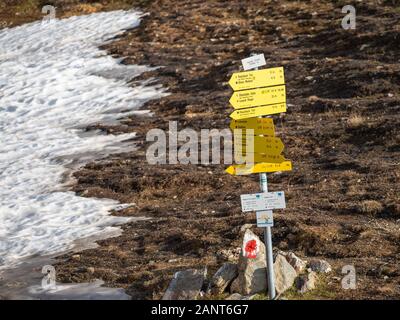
240;191;286;212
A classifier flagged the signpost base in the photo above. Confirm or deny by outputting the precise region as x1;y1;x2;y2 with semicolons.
259;172;276;300
264;226;276;300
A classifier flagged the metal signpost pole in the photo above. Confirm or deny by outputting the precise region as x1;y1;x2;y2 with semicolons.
255;61;276;300
251;62;276;300
259;173;276;299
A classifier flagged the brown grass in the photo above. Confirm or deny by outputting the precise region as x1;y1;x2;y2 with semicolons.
346;185;366;197
0;0;153;28
347;114;365;129
357;200;383;215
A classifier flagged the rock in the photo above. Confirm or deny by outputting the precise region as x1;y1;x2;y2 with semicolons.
86;267;95;274
308;259;332;273
231;229;267;295
208;263;238;295
232;232;298;296
240;224;253;233
230;277;240;293
162;268;207;300
274;253;297;295
231;232;304;297
283;252;307;274
225;293;256;300
217;247;241;262
296;271;318;293
226;293;243;300
308;95;320;102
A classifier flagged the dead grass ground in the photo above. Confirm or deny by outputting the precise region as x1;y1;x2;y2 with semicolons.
0;0;151;28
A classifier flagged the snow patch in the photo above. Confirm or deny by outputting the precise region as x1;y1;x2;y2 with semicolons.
0;11;166;269
28;280;130;300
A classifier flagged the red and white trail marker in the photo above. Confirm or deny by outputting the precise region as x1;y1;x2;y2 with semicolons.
243;233;260;259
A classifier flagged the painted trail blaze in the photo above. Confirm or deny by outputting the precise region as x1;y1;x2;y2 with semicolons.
245;239;258;259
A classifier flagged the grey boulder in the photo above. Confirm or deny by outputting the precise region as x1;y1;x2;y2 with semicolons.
162;268;207;300
208;263;238;295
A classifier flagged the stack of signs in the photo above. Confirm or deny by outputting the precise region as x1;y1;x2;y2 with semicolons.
225;66;292;176
239;191;286;228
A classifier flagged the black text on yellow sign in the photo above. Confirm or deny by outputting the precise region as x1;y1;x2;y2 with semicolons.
234;152;286;164
226;161;292;175
233;135;284;155
230;118;275;137
230;102;286;120
229;85;286;109
229;67;285;91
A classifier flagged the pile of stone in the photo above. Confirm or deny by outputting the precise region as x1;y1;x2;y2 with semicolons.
162;228;332;300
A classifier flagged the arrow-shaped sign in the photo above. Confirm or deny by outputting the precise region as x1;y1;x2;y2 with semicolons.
230;103;286;120
229;85;286;109
229;67;285;91
234;135;284;155
225;161;292;175
230;118;275;137
234;152;286;164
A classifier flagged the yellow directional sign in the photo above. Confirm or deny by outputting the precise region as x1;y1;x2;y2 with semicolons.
230;103;286;120
234;152;286;164
230;118;275;136
229;67;285;91
234;136;284;155
229;85;286;109
225;161;292;175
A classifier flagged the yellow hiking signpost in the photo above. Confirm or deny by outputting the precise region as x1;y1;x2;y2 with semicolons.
230;102;286;120
228;67;285;91
229;85;286;109
230;118;275;136
225;55;293;300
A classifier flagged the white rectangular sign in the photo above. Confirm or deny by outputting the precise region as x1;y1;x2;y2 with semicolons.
256;210;273;227
240;191;286;212
240;192;267;212
241;54;266;71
